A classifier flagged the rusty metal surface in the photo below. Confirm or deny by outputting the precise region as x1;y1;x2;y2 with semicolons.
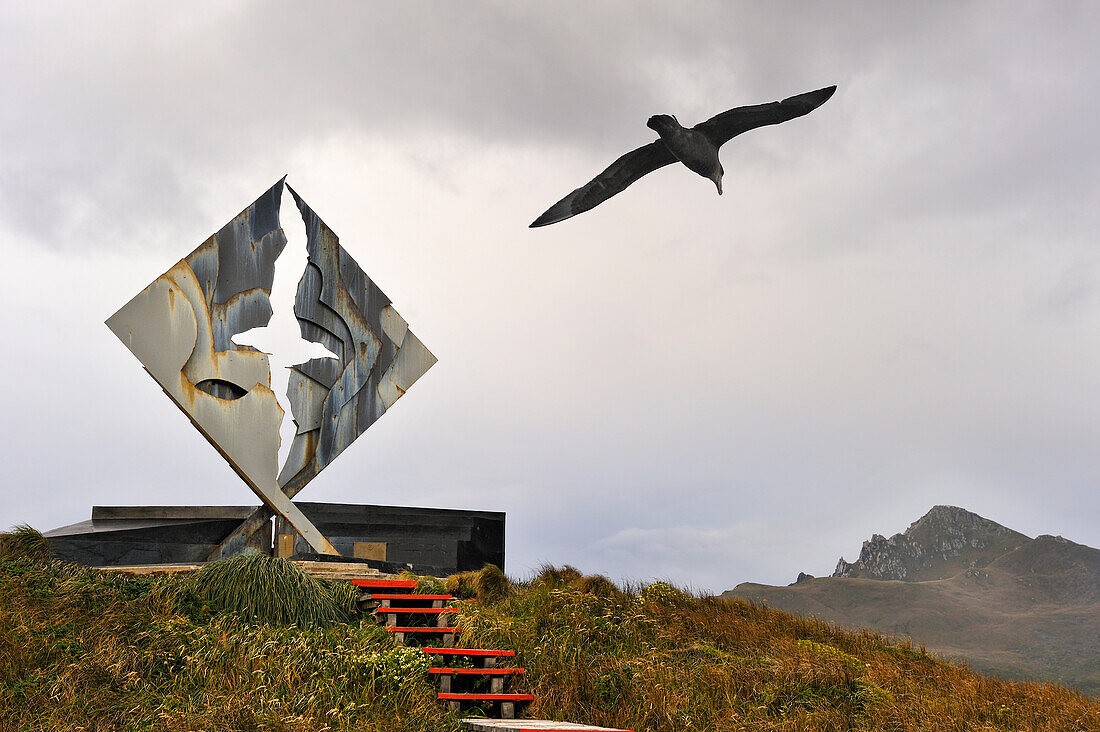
107;178;437;561
278;184;437;495
106;179;336;556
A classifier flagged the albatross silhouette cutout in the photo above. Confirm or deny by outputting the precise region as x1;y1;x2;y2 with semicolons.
530;85;836;227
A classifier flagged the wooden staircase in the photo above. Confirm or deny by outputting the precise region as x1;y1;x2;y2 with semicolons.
355;578;533;719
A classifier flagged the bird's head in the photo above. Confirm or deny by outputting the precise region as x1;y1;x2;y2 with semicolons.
711;165;724;195
646;114;680;135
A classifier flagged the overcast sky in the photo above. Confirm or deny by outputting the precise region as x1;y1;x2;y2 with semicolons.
2;2;1098;592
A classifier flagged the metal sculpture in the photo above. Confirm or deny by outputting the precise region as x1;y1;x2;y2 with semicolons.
107;178;436;557
530;85;836;227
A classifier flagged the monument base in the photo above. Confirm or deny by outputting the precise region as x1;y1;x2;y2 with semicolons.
45;502;505;577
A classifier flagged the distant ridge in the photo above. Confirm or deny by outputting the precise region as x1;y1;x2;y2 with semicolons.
724;506;1100;694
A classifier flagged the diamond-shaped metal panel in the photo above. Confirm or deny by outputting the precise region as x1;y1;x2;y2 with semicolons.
106;179;436;556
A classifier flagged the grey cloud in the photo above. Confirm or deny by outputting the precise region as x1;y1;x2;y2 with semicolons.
3;2;1100;589
0;2;933;252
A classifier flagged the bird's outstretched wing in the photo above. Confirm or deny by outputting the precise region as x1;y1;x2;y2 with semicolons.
530;140;676;227
694;85;836;148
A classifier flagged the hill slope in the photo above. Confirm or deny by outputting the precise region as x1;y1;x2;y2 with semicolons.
724;507;1100;694
1;527;1098;730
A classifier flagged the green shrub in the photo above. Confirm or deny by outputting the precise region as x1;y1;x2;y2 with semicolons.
399;571;447;595
640;580;688;606
361;645;432;692
797;638;867;673
854;679;894;712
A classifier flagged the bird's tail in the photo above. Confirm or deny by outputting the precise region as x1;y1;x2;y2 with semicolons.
647;114;678;134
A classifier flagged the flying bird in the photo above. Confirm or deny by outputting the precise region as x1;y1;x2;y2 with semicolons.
530;85;836;227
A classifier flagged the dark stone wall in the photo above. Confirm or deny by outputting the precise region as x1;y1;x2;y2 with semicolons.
44;503;505;576
284;502;505;575
45;514;259;566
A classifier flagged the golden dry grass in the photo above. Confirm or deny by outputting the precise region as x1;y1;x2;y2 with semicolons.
457;567;1100;731
0;547;455;732
1;529;1096;731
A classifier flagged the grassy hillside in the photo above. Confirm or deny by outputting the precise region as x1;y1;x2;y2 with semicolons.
729;569;1100;695
2;531;1098;730
726;520;1100;694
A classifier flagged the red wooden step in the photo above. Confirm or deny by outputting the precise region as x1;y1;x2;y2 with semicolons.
437;692;534;702
384;626;458;634
352;578;417;589
374;606;458;614
368;593;455;601
429;667;525;676
422;648;514;657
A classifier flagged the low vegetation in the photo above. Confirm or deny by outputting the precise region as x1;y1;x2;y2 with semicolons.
459;566;1100;730
1;528;1097;731
0;531;451;732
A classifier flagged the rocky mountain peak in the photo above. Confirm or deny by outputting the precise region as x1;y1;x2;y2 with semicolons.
910;505;1010;535
832;505;1030;582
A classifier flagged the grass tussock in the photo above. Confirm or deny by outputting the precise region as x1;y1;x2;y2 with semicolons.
532;563;584;587
191;551;354;628
0;524;49;562
445;563;510;604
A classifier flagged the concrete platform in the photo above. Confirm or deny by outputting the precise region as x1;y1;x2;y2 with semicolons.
95;560;384;581
463;721;632;731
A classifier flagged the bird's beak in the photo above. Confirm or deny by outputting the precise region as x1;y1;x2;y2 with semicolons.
715;176;723;196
